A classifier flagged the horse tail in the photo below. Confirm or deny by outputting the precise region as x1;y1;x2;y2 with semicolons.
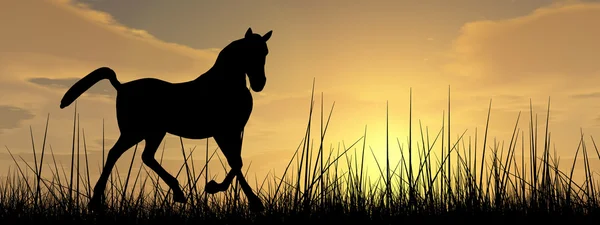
60;67;121;109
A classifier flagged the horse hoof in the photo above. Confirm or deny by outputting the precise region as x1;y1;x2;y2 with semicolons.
88;197;106;213
249;199;265;213
173;190;187;203
205;180;220;194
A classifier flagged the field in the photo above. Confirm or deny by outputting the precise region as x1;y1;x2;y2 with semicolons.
1;86;599;224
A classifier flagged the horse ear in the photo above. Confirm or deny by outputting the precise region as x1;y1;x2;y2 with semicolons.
245;27;253;38
262;30;273;42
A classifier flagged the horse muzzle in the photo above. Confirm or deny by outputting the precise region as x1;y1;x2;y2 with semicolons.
250;76;266;92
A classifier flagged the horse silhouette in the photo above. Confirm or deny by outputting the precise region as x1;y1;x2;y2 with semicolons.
59;27;272;212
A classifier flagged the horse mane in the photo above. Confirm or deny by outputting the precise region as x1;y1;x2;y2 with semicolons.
216;39;244;62
214;34;263;65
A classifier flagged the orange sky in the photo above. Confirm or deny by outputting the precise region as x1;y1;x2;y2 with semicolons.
1;0;599;186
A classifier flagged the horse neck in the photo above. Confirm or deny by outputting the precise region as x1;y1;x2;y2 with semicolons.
194;58;247;90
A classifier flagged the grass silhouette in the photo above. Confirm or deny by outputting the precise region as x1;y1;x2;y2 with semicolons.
1;83;599;224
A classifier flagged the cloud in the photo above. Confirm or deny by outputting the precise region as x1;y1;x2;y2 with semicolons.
437;1;600;138
0;0;219;83
445;2;600;91
569;92;600;99
0;106;35;133
0;0;225;161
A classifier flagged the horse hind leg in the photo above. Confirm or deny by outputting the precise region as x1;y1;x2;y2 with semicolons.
90;132;142;211
141;132;186;203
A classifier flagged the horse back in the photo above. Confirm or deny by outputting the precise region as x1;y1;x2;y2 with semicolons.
114;78;254;137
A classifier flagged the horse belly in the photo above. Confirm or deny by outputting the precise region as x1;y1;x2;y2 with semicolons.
164;109;217;139
163;89;253;139
167;105;252;139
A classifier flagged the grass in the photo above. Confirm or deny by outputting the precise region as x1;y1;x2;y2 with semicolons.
1;84;600;224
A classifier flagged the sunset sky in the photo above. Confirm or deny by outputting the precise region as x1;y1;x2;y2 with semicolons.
1;0;600;186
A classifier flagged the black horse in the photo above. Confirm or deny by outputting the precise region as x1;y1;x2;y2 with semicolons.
59;27;273;212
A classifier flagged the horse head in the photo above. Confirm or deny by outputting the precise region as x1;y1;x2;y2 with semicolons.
238;27;272;92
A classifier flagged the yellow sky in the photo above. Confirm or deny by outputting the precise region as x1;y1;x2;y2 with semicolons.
1;0;599;186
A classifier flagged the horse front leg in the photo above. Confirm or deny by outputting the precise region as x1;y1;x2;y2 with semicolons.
206;131;264;212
